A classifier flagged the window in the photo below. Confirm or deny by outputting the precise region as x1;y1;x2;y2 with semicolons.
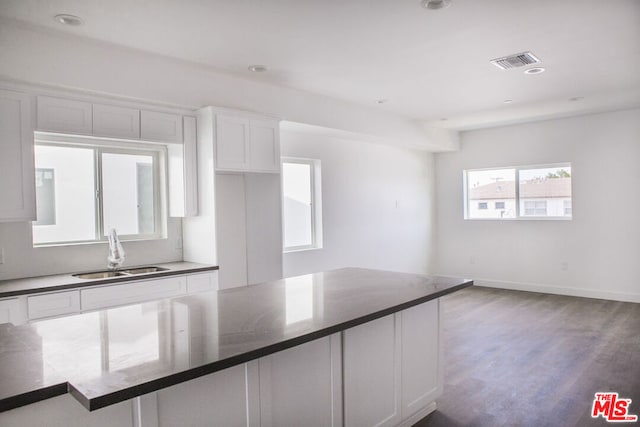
464;164;571;220
32;136;165;245
282;158;322;251
523;200;547;216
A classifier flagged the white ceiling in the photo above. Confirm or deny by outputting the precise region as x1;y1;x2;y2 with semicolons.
1;0;639;129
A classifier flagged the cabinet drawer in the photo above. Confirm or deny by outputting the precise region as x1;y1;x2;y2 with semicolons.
93;104;140;139
81;276;187;311
37;96;92;134
28;291;81;320
186;272;219;294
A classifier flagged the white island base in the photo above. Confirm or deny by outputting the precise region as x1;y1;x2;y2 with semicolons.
1;299;442;427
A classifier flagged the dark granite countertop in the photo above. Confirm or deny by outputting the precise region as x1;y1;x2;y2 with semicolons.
0;262;219;298
0;267;472;412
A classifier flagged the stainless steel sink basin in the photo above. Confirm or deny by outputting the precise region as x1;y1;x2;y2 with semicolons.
72;266;169;279
120;266;169;275
73;271;129;279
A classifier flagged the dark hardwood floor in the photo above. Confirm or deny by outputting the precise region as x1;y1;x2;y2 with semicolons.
414;286;640;427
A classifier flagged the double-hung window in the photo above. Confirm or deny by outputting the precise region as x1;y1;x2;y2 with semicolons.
32;134;165;245
281;158;323;251
464;163;572;220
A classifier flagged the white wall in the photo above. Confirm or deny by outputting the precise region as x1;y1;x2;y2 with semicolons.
434;108;640;302
0;220;182;280
281;131;435;277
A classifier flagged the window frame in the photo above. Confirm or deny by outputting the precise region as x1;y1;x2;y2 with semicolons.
463;162;572;221
281;157;323;252
33;133;167;246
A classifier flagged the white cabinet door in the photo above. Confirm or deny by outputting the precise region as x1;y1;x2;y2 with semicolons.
27;291;81;320
343;314;402;427
0;298;19;324
36;95;92;134
186;271;219;294
249;119;280;172
81;275;186;311
140;110;183;143
156;363;254;427
168;116;198;217
215;174;248;289
215;114;250;171
401;300;442;420
0;89;36;222
92;104;140;139
259;334;342;427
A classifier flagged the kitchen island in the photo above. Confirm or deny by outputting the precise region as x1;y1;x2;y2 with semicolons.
0;267;472;427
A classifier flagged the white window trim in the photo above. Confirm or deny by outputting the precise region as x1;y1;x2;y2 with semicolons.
33;133;168;246
282;157;323;253
463;162;572;221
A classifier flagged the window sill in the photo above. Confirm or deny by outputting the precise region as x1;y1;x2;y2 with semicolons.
463;217;572;221
33;236;167;248
284;246;323;254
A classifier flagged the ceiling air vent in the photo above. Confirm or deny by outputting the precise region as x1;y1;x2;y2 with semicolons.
490;52;540;70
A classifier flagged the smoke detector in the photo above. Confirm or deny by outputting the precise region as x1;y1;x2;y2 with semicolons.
490;52;540;70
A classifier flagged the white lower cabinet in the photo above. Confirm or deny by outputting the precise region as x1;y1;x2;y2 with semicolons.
186;271;219;294
27;291;81;320
344;314;402;427
258;334;342;427
156;363;252;427
0;298;25;325
0;394;134;427
401;300;441;421
81;276;186;311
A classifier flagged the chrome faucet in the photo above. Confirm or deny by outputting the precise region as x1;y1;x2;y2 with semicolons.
107;228;125;270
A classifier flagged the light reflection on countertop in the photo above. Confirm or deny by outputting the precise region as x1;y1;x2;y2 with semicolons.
0;267;472;412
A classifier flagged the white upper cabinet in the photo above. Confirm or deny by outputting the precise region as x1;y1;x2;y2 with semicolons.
36;95;184;144
36;95;92;134
141;110;183;143
168;116;198;217
0;89;36;222
215;115;251;171
250;119;280;172
92;104;140;139
215;113;280;173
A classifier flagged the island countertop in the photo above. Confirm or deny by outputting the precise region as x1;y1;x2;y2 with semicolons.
0;267;472;413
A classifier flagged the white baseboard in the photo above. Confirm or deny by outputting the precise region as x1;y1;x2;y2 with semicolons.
398;401;437;427
439;275;640;304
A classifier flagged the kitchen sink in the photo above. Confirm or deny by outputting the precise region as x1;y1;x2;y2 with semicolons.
120;266;169;275
73;271;129;279
72;266;170;279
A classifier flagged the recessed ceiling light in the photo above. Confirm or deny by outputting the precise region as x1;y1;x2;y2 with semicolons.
524;67;545;75
54;14;83;26
421;0;452;10
569;96;584;102
248;65;268;73
504;99;513;104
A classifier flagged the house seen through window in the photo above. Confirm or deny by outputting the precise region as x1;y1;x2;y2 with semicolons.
32;136;164;245
464;164;572;220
